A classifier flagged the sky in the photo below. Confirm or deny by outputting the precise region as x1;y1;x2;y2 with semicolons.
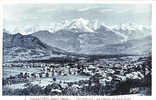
3;4;152;34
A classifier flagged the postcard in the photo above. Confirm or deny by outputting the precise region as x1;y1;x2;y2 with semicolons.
0;0;155;100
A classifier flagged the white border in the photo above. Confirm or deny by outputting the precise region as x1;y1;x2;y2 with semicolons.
0;0;156;100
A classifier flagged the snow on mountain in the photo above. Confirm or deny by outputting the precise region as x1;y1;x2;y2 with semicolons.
95;24;128;42
4;18;151;39
111;23;151;40
32;26;151;55
92;20;99;30
112;23;151;31
65;18;94;32
4;18;152;55
32;23;128;54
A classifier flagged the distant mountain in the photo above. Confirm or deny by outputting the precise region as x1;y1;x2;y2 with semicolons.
3;32;67;62
65;18;94;32
121;36;152;55
4;18;152;56
32;24;127;54
32;30;81;52
32;28;151;55
111;23;151;40
102;36;152;55
95;25;128;41
4;18;151;40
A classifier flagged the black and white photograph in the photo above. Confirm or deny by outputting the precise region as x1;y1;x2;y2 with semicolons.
2;4;152;96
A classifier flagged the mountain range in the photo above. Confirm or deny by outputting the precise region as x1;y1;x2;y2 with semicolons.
32;19;151;55
3;18;152;61
4;18;151;36
32;25;127;53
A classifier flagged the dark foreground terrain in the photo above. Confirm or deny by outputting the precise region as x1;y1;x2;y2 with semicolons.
3;55;152;96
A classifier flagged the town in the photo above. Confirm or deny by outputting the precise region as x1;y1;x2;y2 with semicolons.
3;55;152;95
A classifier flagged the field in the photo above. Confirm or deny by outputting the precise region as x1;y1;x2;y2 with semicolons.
2;55;152;96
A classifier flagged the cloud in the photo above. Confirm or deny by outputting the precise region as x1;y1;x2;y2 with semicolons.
23;16;39;20
116;5;151;14
99;8;114;13
77;7;98;12
116;8;131;14
37;8;56;12
77;8;91;12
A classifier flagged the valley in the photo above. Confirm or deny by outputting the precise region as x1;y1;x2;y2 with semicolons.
3;54;152;95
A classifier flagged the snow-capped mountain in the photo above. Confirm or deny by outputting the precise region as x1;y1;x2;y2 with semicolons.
4;18;151;40
95;24;128;42
4;18;152;55
65;18;94;32
32;24;130;54
111;23;151;40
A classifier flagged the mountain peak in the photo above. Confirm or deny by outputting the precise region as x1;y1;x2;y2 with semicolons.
36;30;51;33
66;18;93;32
13;33;23;38
15;33;22;35
96;24;112;32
